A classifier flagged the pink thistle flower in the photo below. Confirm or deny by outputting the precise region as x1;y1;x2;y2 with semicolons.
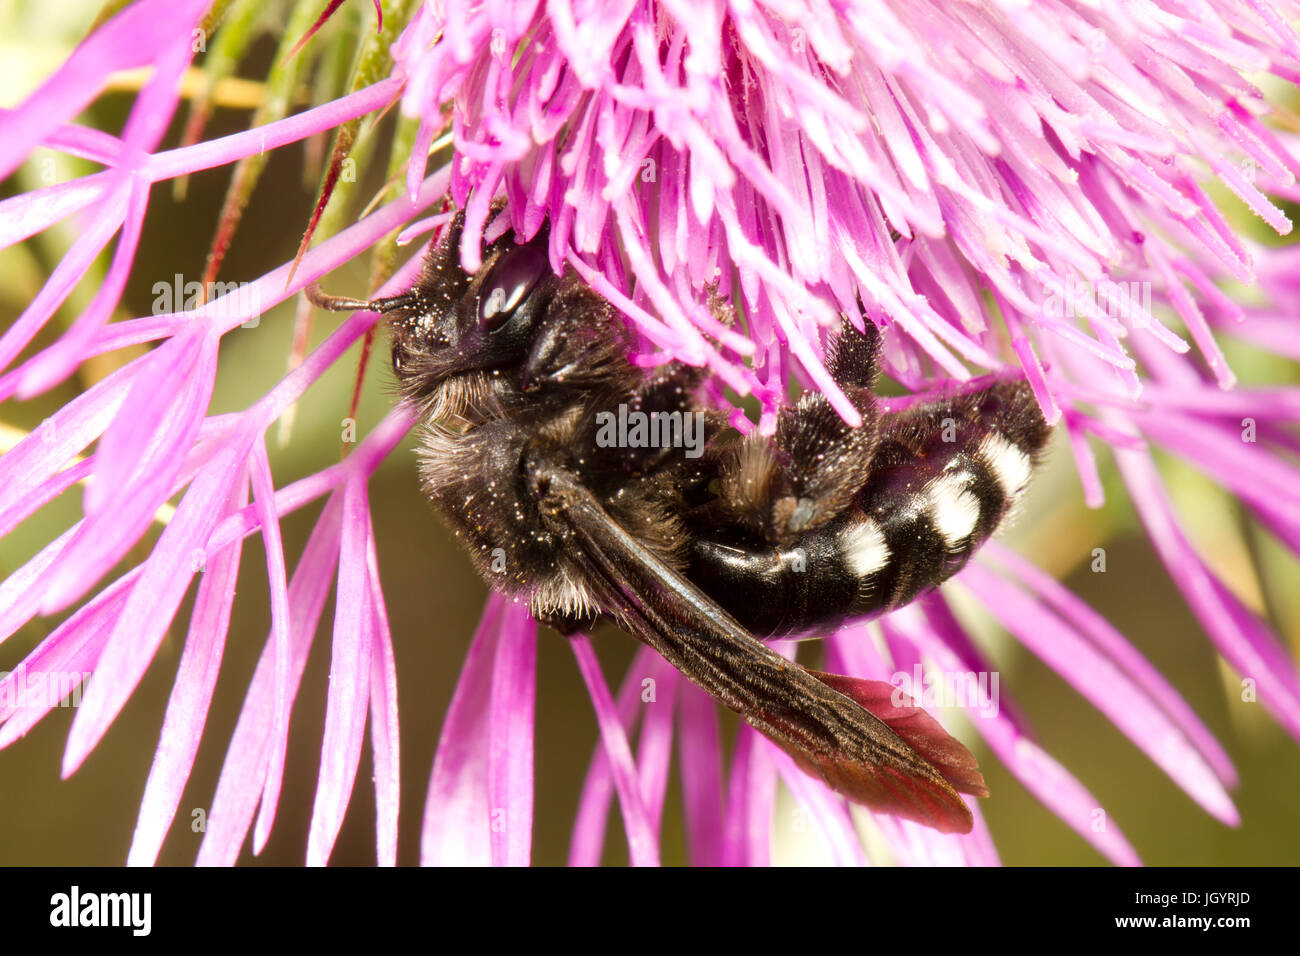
2;0;1300;866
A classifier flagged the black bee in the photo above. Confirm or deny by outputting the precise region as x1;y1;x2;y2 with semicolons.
309;206;1051;835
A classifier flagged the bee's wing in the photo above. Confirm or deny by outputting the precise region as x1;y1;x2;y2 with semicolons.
532;461;985;834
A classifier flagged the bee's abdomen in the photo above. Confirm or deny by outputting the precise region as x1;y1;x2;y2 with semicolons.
848;429;1031;613
687;533;861;637
687;385;1047;636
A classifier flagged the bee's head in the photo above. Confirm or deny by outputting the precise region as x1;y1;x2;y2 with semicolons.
308;208;636;422
385;221;558;410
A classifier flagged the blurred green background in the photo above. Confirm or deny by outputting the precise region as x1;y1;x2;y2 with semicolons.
1;1;1298;866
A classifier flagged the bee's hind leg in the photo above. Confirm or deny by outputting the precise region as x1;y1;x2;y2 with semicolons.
712;318;885;546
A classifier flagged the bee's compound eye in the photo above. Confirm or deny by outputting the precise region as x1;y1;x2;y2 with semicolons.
479;243;549;333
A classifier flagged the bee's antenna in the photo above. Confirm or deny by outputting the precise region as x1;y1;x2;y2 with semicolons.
304;281;414;314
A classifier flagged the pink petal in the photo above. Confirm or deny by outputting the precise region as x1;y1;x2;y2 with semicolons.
128;476;249;866
766;743;869;866
958;562;1238;825
0;456;92;542
421;596;505;866
0;182;127;379
0;333;146;533
143;78;404;183
875;804;1001;867
249;439;294;856
676;683;725;866
0;570;136;746
365;532;400;867
982;541;1237;787
196;491;345;866
632;653;678;839
16;176;151;398
0;0;208;181
61;435;250;776
305;479;376;866
32;115;124;166
567;646;652;867
0;524;80;649
1116;445;1300;742
84;329;213;513
889;610;1142;865
487;603;538;866
38;339;219;615
0;358;138;513
722;726;777;867
568;633;659;866
0;170;109;251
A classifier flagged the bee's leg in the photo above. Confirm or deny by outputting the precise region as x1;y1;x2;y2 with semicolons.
713;319;884;545
683;320;888;634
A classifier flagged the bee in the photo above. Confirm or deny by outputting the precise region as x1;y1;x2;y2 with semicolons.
308;206;1051;834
